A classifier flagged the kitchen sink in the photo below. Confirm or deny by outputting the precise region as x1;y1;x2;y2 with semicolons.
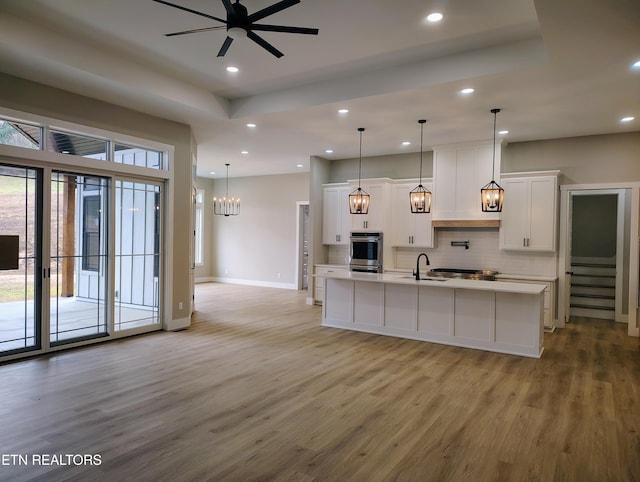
425;268;499;281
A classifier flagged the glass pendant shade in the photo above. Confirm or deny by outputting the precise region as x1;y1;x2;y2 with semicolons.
349;127;370;215
410;184;432;213
410;119;431;213
214;163;240;216
481;108;504;213
481;180;504;212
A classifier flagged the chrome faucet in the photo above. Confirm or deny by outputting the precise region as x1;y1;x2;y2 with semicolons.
413;253;430;281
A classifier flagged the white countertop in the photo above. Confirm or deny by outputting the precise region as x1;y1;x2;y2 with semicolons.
316;270;546;295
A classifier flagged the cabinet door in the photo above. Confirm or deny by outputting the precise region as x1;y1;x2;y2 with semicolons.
322;187;339;244
323;187;349;245
412;203;434;247
350;183;385;231
528;177;556;250
391;184;413;246
499;178;529;249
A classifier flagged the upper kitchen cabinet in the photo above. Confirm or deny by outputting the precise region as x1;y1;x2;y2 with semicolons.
432;141;501;222
499;171;560;251
348;179;391;231
322;184;351;245
391;181;434;248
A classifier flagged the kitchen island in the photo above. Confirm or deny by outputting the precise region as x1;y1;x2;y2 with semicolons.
317;271;546;358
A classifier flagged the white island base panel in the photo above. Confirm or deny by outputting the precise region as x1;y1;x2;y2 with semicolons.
322;277;544;358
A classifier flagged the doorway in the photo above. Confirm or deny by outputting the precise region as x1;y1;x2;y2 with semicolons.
296;201;310;291
559;188;632;330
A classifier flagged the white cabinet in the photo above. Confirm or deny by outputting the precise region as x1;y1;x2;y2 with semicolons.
499;172;559;251
498;277;556;330
432;141;501;221
322;184;351;245
391;181;434;247
348;180;390;231
313;265;348;304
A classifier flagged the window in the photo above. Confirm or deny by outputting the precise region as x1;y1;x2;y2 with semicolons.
195;189;204;266
0;120;40;149
82;195;101;272
47;129;108;160
114;143;164;170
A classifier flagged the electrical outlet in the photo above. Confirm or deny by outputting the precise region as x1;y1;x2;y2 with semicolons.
224;268;229;275
178;302;183;310
277;273;281;279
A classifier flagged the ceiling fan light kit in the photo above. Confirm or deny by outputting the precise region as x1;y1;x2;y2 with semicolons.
155;0;319;58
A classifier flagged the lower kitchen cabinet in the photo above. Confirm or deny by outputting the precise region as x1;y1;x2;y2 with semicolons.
313;265;348;304
498;276;556;330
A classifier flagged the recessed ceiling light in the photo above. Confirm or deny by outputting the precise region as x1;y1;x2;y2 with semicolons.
209;171;216;175
246;123;256;128
499;130;509;135
402;141;411;146
241;150;249;154
338;109;349;114
620;116;635;123
460;88;474;94
226;66;239;73
426;12;443;22
325;149;334;154
296;164;303;168
631;60;640;70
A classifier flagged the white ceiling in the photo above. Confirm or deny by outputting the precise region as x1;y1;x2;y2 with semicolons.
0;0;638;178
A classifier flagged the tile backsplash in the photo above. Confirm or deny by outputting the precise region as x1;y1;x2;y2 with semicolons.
326;228;558;277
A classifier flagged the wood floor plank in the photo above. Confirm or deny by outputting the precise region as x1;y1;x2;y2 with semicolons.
1;283;640;481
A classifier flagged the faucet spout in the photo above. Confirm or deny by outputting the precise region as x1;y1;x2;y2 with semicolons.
413;253;430;280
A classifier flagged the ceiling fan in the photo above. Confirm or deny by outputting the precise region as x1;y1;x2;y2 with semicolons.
153;0;319;58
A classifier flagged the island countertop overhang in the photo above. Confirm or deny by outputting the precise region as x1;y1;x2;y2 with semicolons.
315;270;546;295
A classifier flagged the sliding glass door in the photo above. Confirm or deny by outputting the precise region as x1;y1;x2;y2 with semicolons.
114;180;161;331
0;161;164;360
49;172;109;345
0;165;42;355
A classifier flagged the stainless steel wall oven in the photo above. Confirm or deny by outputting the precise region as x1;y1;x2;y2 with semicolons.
349;232;383;273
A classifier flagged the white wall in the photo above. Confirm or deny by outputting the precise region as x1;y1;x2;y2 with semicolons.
197;172;309;288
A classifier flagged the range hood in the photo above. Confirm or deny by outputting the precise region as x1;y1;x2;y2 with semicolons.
432;219;500;228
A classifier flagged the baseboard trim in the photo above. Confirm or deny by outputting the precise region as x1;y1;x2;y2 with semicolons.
210;277;297;290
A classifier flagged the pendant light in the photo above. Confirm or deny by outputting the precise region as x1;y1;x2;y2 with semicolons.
349;127;370;214
213;163;240;216
481;108;504;212
409;119;432;213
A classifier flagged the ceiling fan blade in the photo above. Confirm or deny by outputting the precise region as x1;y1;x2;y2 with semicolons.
250;24;318;35
221;0;234;16
247;31;284;58
217;36;234;57
152;0;226;24
247;0;300;23
165;26;226;37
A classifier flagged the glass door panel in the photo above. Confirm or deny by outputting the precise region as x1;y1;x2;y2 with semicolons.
114;180;161;331
49;172;108;344
0;164;41;355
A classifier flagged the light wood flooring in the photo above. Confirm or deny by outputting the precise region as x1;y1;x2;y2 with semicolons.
1;282;640;481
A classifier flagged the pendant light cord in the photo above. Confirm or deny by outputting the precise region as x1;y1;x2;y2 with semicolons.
418;119;426;184
490;108;500;182
357;127;365;189
225;163;230;197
